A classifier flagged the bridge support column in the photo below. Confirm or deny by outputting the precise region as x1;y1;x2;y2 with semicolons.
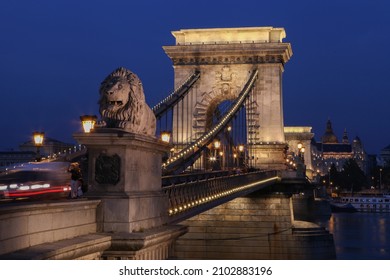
174;190;335;260
74;130;187;259
250;143;287;170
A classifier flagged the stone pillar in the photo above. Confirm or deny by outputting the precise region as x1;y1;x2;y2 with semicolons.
74;130;169;233
248;64;286;170
74;130;188;259
284;127;316;178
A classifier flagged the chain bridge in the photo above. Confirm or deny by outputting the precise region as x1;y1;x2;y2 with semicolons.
0;27;335;260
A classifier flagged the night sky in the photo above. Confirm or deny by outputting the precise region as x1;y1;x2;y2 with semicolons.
1;0;389;155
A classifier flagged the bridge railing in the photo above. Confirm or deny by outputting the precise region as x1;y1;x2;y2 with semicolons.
162;170;230;187
163;170;279;217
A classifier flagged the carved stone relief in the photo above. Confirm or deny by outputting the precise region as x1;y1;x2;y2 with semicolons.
95;153;121;185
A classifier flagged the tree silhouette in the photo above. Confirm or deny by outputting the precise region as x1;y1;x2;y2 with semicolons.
339;158;368;192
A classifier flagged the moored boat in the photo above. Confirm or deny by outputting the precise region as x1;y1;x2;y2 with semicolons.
337;193;390;213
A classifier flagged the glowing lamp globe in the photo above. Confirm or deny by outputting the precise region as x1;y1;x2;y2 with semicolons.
161;131;171;143
80;115;97;133
33;132;44;146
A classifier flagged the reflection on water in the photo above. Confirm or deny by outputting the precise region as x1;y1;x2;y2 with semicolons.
324;212;390;259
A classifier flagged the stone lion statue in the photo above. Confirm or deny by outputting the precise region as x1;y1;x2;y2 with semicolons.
98;67;156;136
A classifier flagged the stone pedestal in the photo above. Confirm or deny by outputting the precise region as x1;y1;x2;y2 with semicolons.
73;129;170;233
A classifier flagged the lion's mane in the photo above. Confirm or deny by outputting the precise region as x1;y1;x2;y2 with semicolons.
98;67;156;136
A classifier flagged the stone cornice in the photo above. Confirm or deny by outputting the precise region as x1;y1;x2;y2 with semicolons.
163;42;292;66
172;27;286;44
285;133;315;141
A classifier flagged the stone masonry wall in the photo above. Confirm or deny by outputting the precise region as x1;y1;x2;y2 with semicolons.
174;192;335;259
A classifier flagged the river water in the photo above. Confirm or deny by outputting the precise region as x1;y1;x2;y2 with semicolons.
322;212;390;259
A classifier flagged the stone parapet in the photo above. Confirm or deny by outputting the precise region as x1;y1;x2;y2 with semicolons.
0;200;100;256
1;233;111;260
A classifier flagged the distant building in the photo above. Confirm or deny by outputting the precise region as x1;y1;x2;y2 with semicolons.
284;126;315;177
0;138;75;169
380;145;390;167
0;151;36;168
19;137;75;157
285;120;370;178
312;120;369;175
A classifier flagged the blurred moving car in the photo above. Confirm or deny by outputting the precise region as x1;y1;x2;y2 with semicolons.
0;161;71;200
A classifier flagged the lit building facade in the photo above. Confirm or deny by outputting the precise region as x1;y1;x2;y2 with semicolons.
311;120;368;175
285;120;369;178
0;151;36;168
19;137;75;157
0;138;75;169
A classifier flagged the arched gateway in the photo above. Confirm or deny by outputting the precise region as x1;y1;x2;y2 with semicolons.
163;27;292;169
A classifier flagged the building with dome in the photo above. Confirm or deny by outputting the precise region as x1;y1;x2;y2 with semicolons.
311;120;368;175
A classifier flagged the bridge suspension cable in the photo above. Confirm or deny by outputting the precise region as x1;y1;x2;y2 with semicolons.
152;70;200;119
162;69;258;175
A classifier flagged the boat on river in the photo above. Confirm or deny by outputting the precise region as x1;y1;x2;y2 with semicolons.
334;193;390;213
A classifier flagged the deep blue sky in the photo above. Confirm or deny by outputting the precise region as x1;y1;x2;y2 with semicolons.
1;0;389;155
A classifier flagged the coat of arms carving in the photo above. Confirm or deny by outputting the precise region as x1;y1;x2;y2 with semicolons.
95;153;121;185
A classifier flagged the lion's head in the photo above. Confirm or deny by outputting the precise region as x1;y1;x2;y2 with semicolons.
98;67;156;136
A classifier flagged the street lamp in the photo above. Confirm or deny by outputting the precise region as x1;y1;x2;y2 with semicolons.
380;168;383;189
33;131;44;161
160;131;171;143
80;115;97;133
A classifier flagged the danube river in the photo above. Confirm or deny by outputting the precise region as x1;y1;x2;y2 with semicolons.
322;212;390;259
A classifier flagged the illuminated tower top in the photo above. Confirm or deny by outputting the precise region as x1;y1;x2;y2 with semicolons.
171;26;286;45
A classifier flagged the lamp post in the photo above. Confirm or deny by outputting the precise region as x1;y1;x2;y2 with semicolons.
80;115;97;133
33;131;44;162
380;168;383;190
213;140;221;170
297;142;305;163
237;144;244;168
213;139;221;158
328;167;333;194
219;151;224;169
214;140;221;150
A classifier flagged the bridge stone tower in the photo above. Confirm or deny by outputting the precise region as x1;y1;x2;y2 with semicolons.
163;27;292;170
